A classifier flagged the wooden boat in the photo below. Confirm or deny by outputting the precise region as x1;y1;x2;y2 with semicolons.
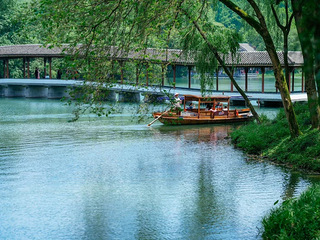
152;94;253;125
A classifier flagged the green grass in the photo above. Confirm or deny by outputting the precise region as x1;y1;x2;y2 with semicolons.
262;184;320;240
230;102;320;172
231;103;320;239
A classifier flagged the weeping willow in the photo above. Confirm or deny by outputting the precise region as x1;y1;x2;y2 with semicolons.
30;0;256;120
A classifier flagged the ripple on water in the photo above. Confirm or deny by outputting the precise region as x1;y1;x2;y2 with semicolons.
0;99;316;240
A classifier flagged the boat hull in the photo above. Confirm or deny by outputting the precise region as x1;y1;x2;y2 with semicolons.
152;112;254;125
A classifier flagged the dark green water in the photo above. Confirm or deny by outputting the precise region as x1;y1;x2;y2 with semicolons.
0;98;318;240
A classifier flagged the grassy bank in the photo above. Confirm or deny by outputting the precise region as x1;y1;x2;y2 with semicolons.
261;184;320;239
231;103;320;239
231;103;320;173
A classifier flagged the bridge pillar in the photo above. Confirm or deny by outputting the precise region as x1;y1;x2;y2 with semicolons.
25;85;48;98
0;86;4;96
47;86;70;99
5;85;26;97
143;93;166;103
118;91;140;102
95;89;117;101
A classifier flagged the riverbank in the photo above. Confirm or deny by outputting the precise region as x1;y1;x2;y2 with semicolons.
230;102;320;239
261;184;320;239
231;103;320;173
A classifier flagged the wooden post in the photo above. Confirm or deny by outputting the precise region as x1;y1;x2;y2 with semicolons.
198;99;200;119
146;63;149;86
261;67;265;93
172;65;176;89
27;58;30;79
119;61;124;84
188;66;192;89
274;68;278;93
3;59;6;78
23;58;26;79
111;60;114;80
288;68;291;93
245;67;248;92
161;64;165;86
291;67;295;92
6;59;9;78
49;57;52;79
44;57;47;78
136;63;139;85
301;68;304;92
216;68;219;91
230;67;234;92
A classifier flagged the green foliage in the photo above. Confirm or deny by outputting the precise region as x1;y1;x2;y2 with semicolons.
266;129;320;171
231;103;320;172
262;184;320;240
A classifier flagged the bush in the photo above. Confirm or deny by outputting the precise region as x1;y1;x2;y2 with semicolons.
231;117;289;155
262;184;320;240
231;103;320;172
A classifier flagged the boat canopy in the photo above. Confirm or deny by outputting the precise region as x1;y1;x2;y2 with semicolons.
183;94;230;103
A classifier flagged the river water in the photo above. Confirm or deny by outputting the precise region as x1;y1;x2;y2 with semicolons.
0;98;318;240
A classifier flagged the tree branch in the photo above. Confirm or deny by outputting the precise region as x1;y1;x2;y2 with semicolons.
218;0;264;34
271;4;286;32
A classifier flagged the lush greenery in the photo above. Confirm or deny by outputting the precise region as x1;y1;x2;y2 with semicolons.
231;103;320;172
261;184;320;239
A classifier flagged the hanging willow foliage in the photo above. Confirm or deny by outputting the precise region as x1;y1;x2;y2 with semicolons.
29;0;251;120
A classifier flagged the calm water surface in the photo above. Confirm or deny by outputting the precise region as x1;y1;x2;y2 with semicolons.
0;98;318;240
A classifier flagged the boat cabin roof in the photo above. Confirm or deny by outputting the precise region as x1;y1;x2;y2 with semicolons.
183;94;230;103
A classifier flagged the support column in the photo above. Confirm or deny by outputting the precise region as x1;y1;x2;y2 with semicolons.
230;67;234;92
146;63;149;86
172;65;176;89
3;59;6;78
301;68;304;92
161;64;165;86
23;58;26;79
111;61;114;80
291;67;295;92
188;66;192;88
27;58;30;79
216;68;219;91
44;57;47;78
261;67;265;93
49;57;52;79
288;68;291;93
119;61;124;84
136;63;139;85
6;59;9;78
245;67;248;92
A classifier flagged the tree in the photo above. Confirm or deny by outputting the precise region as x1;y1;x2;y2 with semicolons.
219;0;301;137
30;0;261;122
291;0;320;129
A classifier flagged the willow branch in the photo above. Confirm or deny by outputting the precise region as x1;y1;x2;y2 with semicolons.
271;4;285;32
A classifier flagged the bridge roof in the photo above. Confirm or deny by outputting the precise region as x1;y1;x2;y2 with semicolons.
0;44;303;67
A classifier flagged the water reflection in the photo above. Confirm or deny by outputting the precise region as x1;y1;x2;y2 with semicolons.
0;98;318;240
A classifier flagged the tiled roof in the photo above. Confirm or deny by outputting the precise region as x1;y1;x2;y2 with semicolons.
0;44;303;67
0;44;65;57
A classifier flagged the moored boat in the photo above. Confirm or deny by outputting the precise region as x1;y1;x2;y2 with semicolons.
151;94;253;125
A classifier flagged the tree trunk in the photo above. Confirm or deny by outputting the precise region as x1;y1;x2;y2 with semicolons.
292;0;320;129
267;45;301;137
220;0;301;137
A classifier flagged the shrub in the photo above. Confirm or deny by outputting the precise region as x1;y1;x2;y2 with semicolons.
262;184;320;240
231;103;320;172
